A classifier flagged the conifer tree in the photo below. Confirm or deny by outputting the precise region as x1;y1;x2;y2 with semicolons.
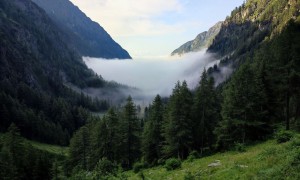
119;96;141;168
142;95;164;164
69;126;90;170
163;81;193;159
192;70;219;153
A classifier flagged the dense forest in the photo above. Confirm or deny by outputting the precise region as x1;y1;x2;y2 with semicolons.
0;0;300;179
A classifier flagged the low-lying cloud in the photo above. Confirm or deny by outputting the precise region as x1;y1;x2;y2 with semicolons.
83;51;224;103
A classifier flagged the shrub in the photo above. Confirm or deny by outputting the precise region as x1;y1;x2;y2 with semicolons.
165;158;181;171
234;142;246;152
133;162;147;173
275;130;293;143
184;171;195;180
95;158;118;176
187;151;200;162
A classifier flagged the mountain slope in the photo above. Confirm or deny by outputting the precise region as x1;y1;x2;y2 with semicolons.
171;21;222;56
208;0;300;58
31;0;131;59
126;134;300;179
0;0;123;145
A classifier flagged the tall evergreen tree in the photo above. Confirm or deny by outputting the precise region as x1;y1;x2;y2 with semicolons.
192;70;219;153
142;95;164;164
90;108;120;168
215;63;270;149
69;126;90;170
163;81;193;159
119;96;141;168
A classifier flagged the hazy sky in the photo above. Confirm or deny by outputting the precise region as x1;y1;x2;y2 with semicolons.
69;0;244;58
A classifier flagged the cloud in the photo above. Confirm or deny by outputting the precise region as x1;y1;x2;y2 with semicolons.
70;0;183;37
83;51;223;103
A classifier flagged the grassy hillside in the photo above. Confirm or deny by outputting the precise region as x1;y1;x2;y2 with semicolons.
26;139;68;157
0;133;68;157
126;133;300;179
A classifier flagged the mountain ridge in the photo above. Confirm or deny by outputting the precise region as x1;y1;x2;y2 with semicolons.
31;0;131;59
171;21;222;56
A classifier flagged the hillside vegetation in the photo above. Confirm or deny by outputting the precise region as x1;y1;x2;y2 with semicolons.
126;132;300;180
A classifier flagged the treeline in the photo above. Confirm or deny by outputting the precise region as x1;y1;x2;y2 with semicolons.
0;0;112;145
0;81;109;145
0;124;60;180
66;70;221;178
66;20;300;178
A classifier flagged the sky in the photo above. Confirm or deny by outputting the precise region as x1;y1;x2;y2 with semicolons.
69;0;244;58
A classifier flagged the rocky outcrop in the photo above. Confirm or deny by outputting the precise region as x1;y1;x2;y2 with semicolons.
171;21;222;56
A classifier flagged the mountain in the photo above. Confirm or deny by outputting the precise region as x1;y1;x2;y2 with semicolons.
171;21;222;56
208;0;300;58
0;0;130;146
31;0;131;59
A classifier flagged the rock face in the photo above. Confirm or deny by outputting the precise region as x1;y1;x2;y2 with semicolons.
32;0;131;59
171;21;222;56
208;160;221;167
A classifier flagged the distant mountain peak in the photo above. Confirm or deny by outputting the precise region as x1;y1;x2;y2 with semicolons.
32;0;131;59
171;21;222;56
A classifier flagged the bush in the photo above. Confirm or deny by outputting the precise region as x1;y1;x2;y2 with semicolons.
133;162;147;173
276;130;293;143
165;158;181;171
95;158;118;176
234;142;246;152
184;171;195;180
187;151;200;162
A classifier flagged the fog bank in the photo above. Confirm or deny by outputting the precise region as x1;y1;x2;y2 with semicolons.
83;51;221;102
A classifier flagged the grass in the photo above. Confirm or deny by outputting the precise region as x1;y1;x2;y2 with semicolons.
27;139;69;157
0;133;68;157
126;134;300;180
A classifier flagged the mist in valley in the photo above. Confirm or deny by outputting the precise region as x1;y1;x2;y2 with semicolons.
83;51;229;104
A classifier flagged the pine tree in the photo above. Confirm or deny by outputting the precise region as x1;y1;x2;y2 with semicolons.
142;95;164;164
192;70;219;153
119;96;141;168
69;126;90;170
215;63;269;149
163;81;193;159
90;108;120;168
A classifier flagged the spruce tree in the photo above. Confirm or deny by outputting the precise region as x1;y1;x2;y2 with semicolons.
119;96;141;168
163;81;193;159
142;95;164;164
215;63;269;149
69;126;90;170
192;70;219;153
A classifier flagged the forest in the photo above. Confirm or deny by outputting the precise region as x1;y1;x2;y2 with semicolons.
0;0;300;179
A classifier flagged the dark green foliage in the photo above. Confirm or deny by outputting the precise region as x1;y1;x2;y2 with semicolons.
184;172;196;180
89;108;120;168
0;124;56;180
0;0;111;146
215;62;271;149
94;158;118;177
275;130;294;143
163;81;193;159
133;162;148;173
68;97;142;172
142;95;164;164
192;70;220;153
119;96;141;168
187;150;200;162
234;143;246;152
68;126;90;171
164;158;181;171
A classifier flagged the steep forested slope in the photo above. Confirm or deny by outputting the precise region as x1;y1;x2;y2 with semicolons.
0;0;118;145
31;0;131;59
208;0;300;63
171;21;222;56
